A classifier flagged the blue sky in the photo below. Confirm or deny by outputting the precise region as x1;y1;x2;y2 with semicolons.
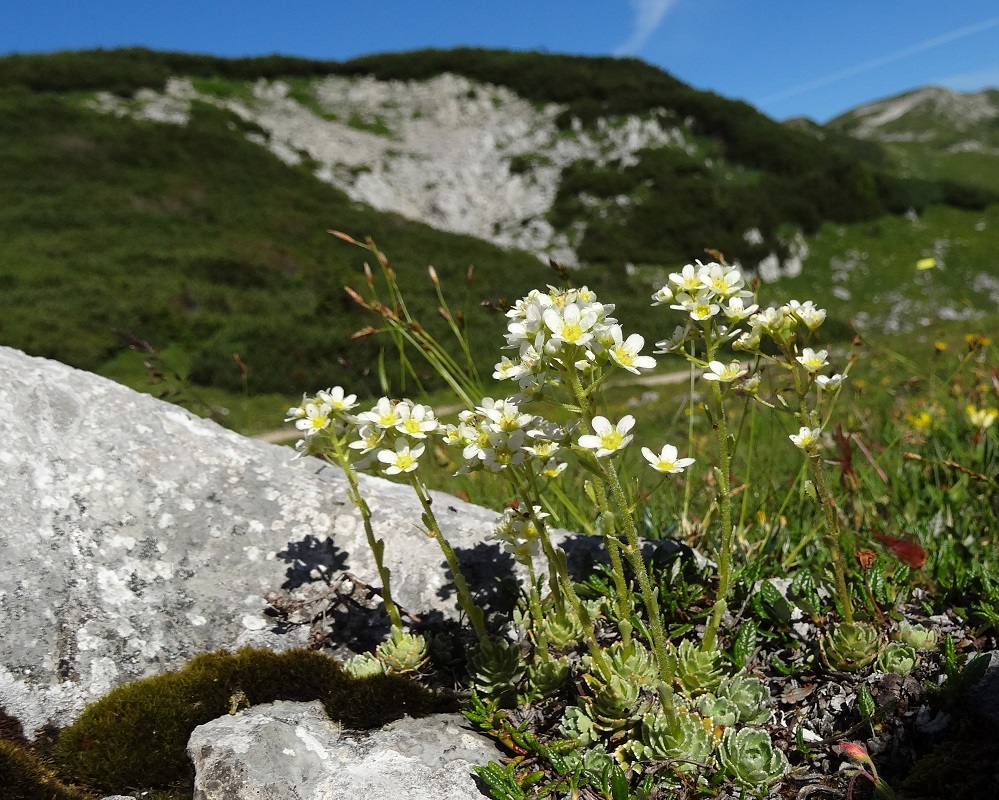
3;1;998;122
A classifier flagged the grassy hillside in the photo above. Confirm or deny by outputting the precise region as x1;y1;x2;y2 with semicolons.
1;48;996;416
0;84;550;398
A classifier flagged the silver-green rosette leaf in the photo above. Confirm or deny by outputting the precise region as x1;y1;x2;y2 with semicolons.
718;727;789;791
876;642;918;675
469;636;526;706
893;621;938;650
819;621;882;672
604;639;660;688
674;639;725;697
577;671;651;742
631;707;714;774
375;631;428;674
529;655;571;698
716;673;773;725
343;652;384;678
696;693;739;727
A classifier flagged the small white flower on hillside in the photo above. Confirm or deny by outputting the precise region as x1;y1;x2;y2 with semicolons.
815;373;846;391
578;415;635;458
296;402;333;436
316;386;358;413
377;440;425;474
789;426;822;451
349;423;384;454
543;302;598;347
789;300;827;331
967;404;999;430
669;263;706;293
642;444;695;474
285;394;309;422
357;397;403;430
750;306;793;336
733;329;762;352
609;329;657;374
541;457;567;478
703;360;748;383
651;284;675;306
723;296;759;322
654;324;692;354
796;347;829;372
493;356;527;381
671;290;720;322
700;263;747;298
395;403;438;438
484;398;532;432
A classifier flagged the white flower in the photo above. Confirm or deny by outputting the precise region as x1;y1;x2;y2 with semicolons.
723;296;759;322
395;403;439;438
699;263;747;298
642;444;695;474
789;300;827;331
815;373;846;391
541;457;567;478
671;290;720;322
295;402;332;436
796;347;829;372
654;324;692;354
651;284;675;306
377;440;425;474
789;426;822;451
608;329;657;374
485;399;533;433
357;397;403;430
669;263;707;293
349;423;384;454
967;404;999;429
577;415;635;458
493;356;527;381
703;360;747;382
316;386;358;412
543;302;598;348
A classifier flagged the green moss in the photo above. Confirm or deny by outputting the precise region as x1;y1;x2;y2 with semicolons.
55;647;455;795
0;740;94;800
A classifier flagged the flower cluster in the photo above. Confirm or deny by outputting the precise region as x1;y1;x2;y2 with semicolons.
286;391;441;475
495;285;655;400
442;397;569;476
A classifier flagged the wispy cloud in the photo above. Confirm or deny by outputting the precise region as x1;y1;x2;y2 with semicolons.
761;15;999;107
614;0;678;56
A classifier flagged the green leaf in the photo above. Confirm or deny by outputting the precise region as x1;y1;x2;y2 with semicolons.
732;619;759;668
473;762;527;800
609;765;631;800
790;570;821;616
857;683;876;719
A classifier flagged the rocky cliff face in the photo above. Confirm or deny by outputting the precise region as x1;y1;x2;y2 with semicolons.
88;72;693;265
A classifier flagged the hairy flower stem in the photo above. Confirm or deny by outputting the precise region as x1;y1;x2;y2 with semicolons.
329;437;404;632
566;367;633;623
786;353;855;624
408;476;489;644
602;464;675;685
532;511;612;677
524;559;552;661
702;379;734;652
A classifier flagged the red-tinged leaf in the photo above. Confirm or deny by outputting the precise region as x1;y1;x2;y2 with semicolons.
871;531;926;568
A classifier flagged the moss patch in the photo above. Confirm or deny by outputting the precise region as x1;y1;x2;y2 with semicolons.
54;647;455;795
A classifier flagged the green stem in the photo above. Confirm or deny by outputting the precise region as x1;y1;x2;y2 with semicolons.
702;379;734;652
602;463;674;685
408;475;490;643
329;437;404;632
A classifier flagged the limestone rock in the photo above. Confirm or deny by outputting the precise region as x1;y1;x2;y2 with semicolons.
187;701;497;800
0;346;513;736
